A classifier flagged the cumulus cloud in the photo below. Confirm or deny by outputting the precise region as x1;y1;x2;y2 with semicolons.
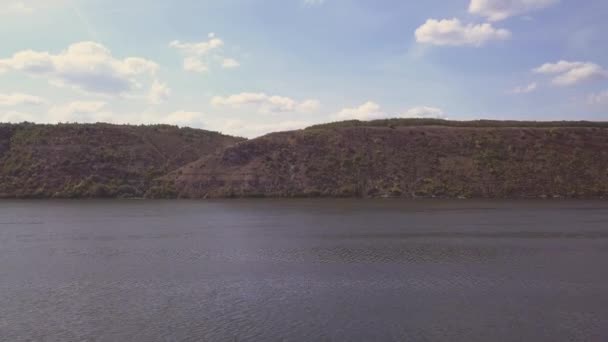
170;36;224;56
213;119;311;138
170;33;239;73
0;101;109;124
533;61;607;86
333;101;385;121
211;92;320;113
0;110;38;122
0;42;160;96
148;80;171;104
183;57;208;73
510;82;538;94
163;110;203;126
415;18;511;47
298;99;322;112
469;0;558;22
211;92;266;106
0;92;46;106
588;90;608;106
1;101;208;128
402;106;445;118
333;102;445;121
47;101;109;122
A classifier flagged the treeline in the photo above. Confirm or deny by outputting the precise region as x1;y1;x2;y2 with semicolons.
307;119;608;130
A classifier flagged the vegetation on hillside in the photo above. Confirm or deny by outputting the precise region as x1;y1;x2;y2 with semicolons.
0;123;243;198
306;118;608;130
167;124;608;199
2;120;608;199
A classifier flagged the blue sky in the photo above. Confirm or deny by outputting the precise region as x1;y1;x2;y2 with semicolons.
0;0;607;137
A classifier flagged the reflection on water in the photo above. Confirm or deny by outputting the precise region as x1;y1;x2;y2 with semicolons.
1;200;607;341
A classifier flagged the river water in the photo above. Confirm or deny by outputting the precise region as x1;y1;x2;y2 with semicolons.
1;200;607;341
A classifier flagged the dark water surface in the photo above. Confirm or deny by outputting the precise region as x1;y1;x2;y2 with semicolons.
1;200;608;341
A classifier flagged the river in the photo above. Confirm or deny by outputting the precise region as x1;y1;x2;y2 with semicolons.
1;200;607;341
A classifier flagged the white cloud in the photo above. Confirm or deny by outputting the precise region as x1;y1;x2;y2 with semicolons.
0;42;160;96
0;1;34;14
510;82;538;94
170;34;239;73
469;0;558;22
169;37;224;56
0;100;110;124
533;60;607;86
48;106;206;127
148;80;171;104
183;57;208;73
0;110;38;122
333;102;446;121
211;92;320;113
1;103;203;128
415;18;511;47
221;58;240;69
212;92;266;106
402;106;446;118
163;110;203;126
588;90;608;106
48;101;108;122
0;92;46;106
213;119;311;138
298;99;322;112
332;101;385;121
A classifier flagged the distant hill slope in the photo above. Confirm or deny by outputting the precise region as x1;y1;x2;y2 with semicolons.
166;121;608;199
0;123;243;198
306;118;608;130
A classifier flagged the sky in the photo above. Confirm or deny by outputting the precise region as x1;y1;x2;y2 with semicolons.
0;0;607;137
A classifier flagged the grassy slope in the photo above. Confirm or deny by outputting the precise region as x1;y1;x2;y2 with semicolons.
0;123;243;198
168;122;608;199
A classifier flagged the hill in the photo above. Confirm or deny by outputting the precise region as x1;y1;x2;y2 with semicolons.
306;118;608;130
166;120;608;199
0;123;243;198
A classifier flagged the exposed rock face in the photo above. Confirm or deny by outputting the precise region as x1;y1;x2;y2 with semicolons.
167;123;608;199
0;123;243;198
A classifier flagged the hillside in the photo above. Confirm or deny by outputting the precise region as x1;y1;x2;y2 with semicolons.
0;123;243;198
166;120;608;199
306;118;608;130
